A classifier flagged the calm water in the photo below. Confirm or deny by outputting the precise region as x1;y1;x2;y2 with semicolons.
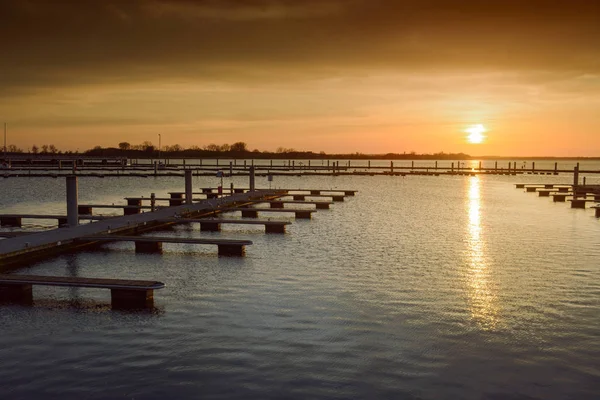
1;168;599;399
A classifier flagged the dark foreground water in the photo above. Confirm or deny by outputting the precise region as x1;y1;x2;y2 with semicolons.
1;170;599;399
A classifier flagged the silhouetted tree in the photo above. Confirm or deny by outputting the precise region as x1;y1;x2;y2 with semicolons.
230;142;248;152
31;145;39;154
118;142;131;150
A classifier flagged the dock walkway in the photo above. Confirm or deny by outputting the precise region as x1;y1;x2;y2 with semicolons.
0;274;165;308
0;190;283;268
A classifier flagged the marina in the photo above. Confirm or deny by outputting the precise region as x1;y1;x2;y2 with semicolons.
1;162;599;399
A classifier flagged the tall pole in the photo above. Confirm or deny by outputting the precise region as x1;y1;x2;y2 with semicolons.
158;134;161;159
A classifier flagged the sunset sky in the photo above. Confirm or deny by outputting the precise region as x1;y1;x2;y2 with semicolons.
1;0;599;156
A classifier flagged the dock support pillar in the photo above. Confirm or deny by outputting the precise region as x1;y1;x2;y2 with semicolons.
124;206;141;215
249;166;256;191
78;205;93;215
66;175;79;227
169;199;183;206
241;209;259;218
265;224;285;234
135;241;162;253
270;201;284;208
311;190;321;195
295;211;312;219
332;195;344;202
0;284;33;305
0;217;22;227
595;208;600;218
200;222;221;232
185;170;193;205
553;195;566;202
218;244;245;257
111;289;154;309
293;195;305;200
316;203;330;209
571;200;586;209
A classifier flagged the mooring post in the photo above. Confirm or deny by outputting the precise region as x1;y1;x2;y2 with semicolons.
495;161;498;172
391;161;394;174
229;161;233;176
185;170;193;204
435;161;438;170
532;162;536;173
66;175;78;227
478;161;482;171
249;166;255;191
151;193;156;212
411;161;414;170
573;165;579;189
154;161;157;176
554;162;558;174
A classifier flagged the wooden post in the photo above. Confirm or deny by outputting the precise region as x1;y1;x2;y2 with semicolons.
295;211;312;219
66;175;78;227
0;284;33;305
185;170;193;205
111;289;154;309
265;224;285;234
200;222;221;232
135;241;162;253
249;166;256;191
218;244;245;257
573;165;579;188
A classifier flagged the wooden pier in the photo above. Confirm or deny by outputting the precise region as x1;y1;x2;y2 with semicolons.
0;214;109;227
516;183;600;216
0;173;358;308
160;218;291;233
220;207;316;219
0;274;164;309
77;235;253;256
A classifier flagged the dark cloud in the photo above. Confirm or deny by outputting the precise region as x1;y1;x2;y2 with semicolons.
1;0;599;91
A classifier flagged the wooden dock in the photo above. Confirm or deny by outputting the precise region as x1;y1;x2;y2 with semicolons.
0;274;164;309
0;177;358;308
0;214;110;227
516;182;600;215
160;218;291;233
0;190;285;269
221;207;316;219
77;235;253;256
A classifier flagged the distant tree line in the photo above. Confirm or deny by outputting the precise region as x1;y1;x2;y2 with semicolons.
4;141;474;160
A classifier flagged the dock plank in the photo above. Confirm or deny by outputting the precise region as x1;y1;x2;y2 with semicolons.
77;235;253;245
0;274;164;290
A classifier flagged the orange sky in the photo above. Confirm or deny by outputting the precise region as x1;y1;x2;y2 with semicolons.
1;1;599;156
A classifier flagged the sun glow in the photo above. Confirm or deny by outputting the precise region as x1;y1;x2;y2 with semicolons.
466;124;486;144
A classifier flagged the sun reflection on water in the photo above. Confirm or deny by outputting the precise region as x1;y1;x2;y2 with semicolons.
466;176;500;330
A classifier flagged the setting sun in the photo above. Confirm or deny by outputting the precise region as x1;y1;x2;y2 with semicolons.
466;124;486;144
